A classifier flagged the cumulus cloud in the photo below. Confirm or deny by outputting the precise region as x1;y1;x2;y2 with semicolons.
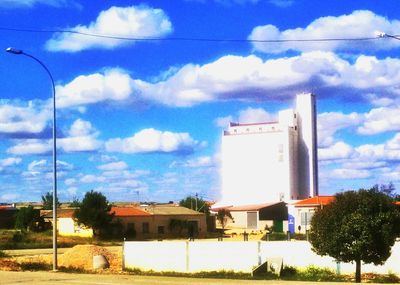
357;106;400;135
46;5;172;52
170;156;214;168
318;141;353;161
249;10;400;53
0;102;51;137
215;107;275;128
330;168;371;179
7;119;102;155
0;157;22;172
58;119;102;152
56;69;133;108
7;139;52;155
105;128;202;154
97;161;128;171
318;111;362;147
132;52;400;107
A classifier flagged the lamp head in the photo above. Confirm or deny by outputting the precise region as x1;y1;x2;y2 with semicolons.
6;47;23;55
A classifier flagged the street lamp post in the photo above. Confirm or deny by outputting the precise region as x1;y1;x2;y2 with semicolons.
6;47;58;271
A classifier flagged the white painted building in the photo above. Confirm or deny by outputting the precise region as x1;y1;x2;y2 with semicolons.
219;93;318;206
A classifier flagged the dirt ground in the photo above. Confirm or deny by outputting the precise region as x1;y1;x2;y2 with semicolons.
1;245;122;273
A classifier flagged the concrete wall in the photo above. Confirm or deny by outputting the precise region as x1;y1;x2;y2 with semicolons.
124;240;400;274
57;217;93;237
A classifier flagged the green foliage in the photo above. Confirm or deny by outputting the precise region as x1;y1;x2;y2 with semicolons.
263;232;287;241
216;209;233;230
69;196;81;208
41;192;60;210
14;206;43;231
179;196;210;214
74;190;114;237
310;188;400;283
280;266;343;281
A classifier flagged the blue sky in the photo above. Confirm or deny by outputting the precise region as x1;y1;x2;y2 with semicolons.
0;0;400;203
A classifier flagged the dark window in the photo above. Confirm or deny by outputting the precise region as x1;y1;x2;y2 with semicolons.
158;226;165;234
127;223;135;231
142;222;149;234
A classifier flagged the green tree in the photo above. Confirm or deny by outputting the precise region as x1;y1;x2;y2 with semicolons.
15;206;41;231
69;196;81;208
73;190;114;237
179;195;210;214
216;209;233;231
41;192;60;210
309;188;400;283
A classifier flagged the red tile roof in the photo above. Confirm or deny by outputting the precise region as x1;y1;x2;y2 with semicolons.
294;196;335;207
111;207;151;217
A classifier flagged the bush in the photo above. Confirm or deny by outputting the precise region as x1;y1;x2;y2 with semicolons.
0;250;8;258
12;231;24;242
20;262;51;271
297;266;343;282
368;273;400;283
263;232;287;241
280;266;297;279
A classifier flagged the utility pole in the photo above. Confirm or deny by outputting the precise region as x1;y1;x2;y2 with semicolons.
195;193;198;211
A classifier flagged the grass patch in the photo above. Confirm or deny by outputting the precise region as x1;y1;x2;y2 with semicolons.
126;268;254;279
280;265;344;282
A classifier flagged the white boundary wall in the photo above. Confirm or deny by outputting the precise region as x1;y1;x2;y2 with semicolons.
123;241;400;274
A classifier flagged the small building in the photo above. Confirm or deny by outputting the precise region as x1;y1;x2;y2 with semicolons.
0;204;18;229
141;204;207;239
290;196;335;234
41;208;93;237
42;205;207;239
212;202;288;232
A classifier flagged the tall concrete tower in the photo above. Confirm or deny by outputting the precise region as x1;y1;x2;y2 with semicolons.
296;93;318;198
218;93;318;207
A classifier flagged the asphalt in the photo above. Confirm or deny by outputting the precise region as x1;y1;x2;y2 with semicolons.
0;271;391;285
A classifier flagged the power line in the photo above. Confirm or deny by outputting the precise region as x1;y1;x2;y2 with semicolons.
0;26;394;43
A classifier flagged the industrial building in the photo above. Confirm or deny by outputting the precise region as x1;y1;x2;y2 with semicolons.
218;93;318;207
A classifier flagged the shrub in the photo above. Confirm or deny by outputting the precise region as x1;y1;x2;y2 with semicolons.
297;266;343;282
20;262;51;271
368;273;400;283
263;232;287;241
0;250;8;258
280;266;297;279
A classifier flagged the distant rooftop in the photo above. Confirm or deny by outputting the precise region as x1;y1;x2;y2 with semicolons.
142;205;204;216
294;196;335;207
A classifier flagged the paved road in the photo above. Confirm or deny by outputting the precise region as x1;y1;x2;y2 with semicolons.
0;271;396;285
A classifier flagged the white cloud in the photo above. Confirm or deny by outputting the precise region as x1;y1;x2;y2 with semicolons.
357;106;400;135
64;178;76;186
105;128;201;154
249;10;400;53
98;161;128;171
318;111;362;147
46;5;172;52
80;174;106;184
330;168;371;179
0;157;22;172
7;139;52;155
0;193;19;201
58;119;102;152
238;107;275;124
214;115;233;128
132;52;400;107
318;141;353;161
0;102;51;135
56;69;132;108
170;156;214;168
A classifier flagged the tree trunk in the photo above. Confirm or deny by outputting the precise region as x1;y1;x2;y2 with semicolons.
355;259;361;283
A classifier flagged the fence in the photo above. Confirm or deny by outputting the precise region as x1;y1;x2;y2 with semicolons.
123;240;400;274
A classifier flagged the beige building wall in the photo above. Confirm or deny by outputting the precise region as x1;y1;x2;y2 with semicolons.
57;217;93;237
